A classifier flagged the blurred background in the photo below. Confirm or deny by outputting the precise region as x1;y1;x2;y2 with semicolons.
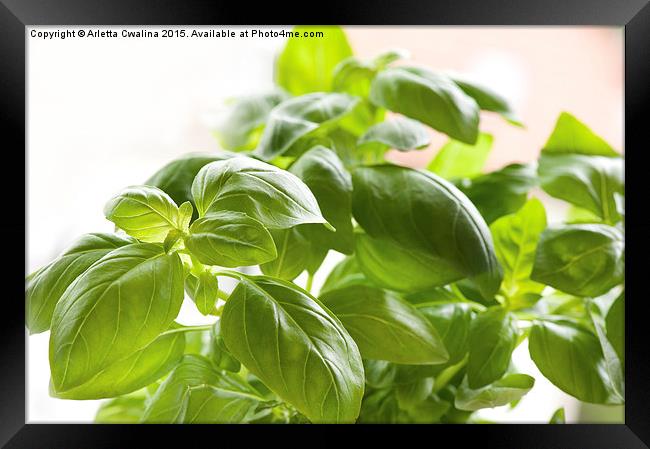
27;26;623;423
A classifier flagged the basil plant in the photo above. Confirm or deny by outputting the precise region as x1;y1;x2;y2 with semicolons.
27;26;624;424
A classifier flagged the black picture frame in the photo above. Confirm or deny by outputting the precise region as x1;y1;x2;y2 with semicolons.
2;0;649;447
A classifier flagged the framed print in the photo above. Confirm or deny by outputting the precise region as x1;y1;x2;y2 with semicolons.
2;0;649;447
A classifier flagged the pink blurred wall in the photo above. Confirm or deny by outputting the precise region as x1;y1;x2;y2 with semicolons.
344;27;623;170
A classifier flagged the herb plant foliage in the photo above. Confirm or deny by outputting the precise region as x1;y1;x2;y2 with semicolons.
27;26;624;424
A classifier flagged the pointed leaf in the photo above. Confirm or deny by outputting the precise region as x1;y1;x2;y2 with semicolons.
185;211;277;267
220;275;364;423
320;285;448;365
49;243;184;393
352;165;502;300
369;67;479;144
191;156;328;229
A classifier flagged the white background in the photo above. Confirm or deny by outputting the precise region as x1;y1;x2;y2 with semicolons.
27;26;623;423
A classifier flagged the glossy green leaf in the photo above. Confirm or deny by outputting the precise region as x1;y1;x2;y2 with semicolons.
542;112;619;157
396;378;434;410
490;198;547;307
104;185;182;243
531;224;624;297
185;271;219;315
416;302;474;365
209;320;241;373
538;153;623;224
320;255;370;294
220;275;364;423
142;355;267;423
255;93;359;160
95;391;147;423
145;152;236;218
52;328;185;400
260;228;327;281
355;232;455;293
369;67;479;144
320;285;448;365
467;307;518;388
605;292;624;363
185;211;277;267
191;156;328;229
276;26;353;95
447;74;522;126
26;233;135;334
288;146;354;254
456;163;538;224
529;319;623;404
49;243;184;393
358;388;400;423
358;117;430;152
352;165;502;300
428;133;493;180
455;374;535;411
363;359;398;389
589;301;624;400
214;90;288;151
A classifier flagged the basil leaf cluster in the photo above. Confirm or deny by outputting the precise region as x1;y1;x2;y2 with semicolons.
28;26;624;425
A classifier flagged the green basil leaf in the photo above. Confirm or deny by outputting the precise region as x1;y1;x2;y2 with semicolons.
26;233;135;334
369;67;479;144
145;152;237;219
209;320;241;373
529;319;623;404
184;271;219;315
255;93;359;160
320;285;448;365
214;90;288;151
538;153;623;224
455;373;535;411
50;243;184;393
428;133;493;180
589;301;624;400
289;146;354;254
447;74;522;126
332;57;375;97
357;117;430;152
404;395;451;423
531;224;624;297
605;292;624;363
95;391;147;423
260;228;327;281
456;163;538;224
104;185;182;242
355;232;452;293
542;112;619;157
142;355;266;423
363;359;398;389
396;378;434;410
191;156;329;229
332;49;408;96
550;407;566;424
358;388;400;423
220;275;364;423
185;211;277;267
416;303;474;365
320;255;370;294
490;198;547;307
52;328;185;399
352;165;502;300
276;26;353;95
467;307;518;388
